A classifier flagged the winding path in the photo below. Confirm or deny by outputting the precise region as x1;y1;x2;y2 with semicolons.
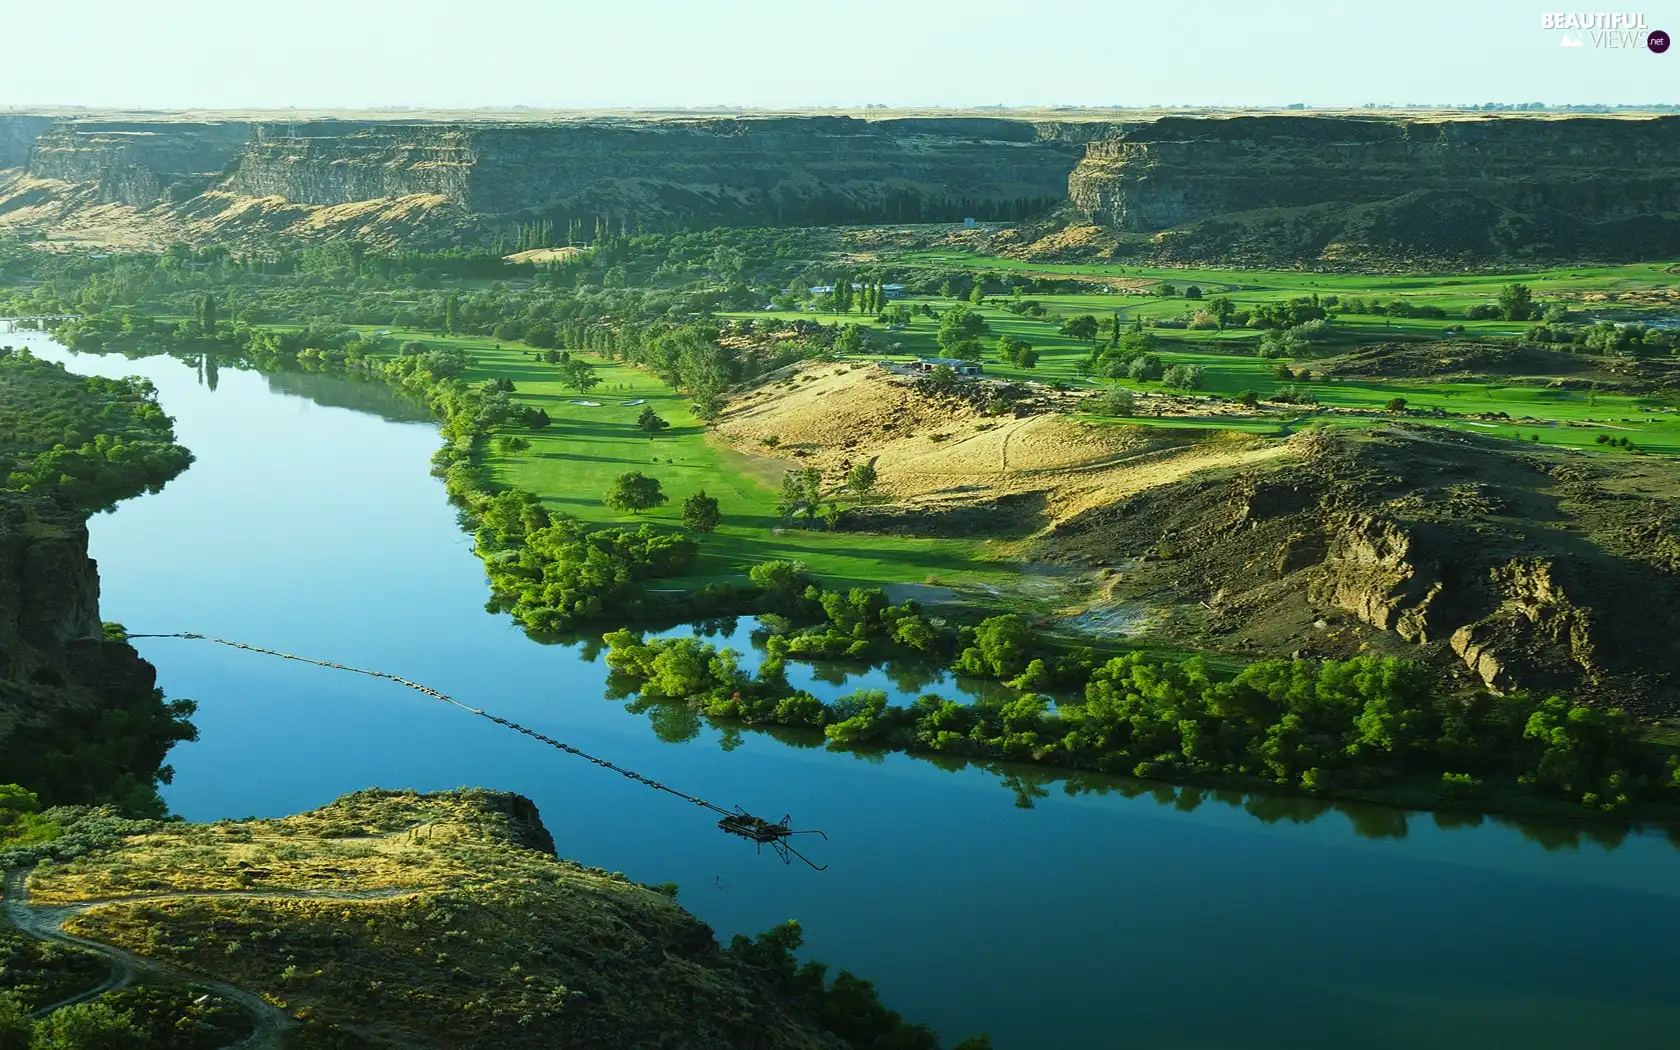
2;868;423;1048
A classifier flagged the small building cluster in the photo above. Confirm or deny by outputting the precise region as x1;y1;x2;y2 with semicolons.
914;357;982;376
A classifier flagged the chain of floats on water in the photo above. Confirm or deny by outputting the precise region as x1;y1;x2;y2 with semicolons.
127;632;739;816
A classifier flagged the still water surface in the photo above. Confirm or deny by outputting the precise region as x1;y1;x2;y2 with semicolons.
21;333;1680;1050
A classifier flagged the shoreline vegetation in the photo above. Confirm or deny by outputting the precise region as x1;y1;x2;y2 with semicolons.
8;235;1680;829
0;346;198;817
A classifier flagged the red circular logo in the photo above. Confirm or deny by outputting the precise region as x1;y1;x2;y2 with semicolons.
1650;29;1671;52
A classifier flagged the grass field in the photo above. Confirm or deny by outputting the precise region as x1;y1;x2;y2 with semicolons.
313;249;1680;594
363;330;1018;589
723;252;1680;456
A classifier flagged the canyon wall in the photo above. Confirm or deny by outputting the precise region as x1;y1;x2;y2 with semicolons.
222;116;1086;224
24;121;251;205
2;112;1676;262
1068;116;1680;230
0;491;182;810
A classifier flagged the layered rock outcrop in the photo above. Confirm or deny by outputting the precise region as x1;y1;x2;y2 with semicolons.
24;121;250;205
2;111;1676;260
1064;115;1680;263
1067;115;1680;231
225;116;1082;224
1047;425;1680;711
0;491;183;808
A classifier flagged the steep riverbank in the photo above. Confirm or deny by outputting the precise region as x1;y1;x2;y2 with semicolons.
0;348;196;814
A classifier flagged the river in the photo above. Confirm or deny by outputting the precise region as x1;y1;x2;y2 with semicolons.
20;333;1680;1050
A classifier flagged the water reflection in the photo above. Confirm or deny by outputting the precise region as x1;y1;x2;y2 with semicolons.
603;620;1675;854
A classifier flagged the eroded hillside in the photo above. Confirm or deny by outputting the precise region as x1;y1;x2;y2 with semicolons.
714;365;1680;711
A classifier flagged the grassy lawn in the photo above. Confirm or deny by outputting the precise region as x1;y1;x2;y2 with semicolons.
723;253;1680;456
361;330;1018;589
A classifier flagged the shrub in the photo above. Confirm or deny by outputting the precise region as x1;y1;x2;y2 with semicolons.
1161;364;1205;390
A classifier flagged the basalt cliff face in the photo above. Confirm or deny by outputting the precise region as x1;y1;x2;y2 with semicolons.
1065;115;1680;265
0;491;186;810
0;112;1676;263
0;115;1091;246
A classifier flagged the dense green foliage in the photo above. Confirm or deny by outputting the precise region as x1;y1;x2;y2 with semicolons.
2;683;197;818
604;582;1680;814
0;982;255;1050
727;921;971;1050
0;349;192;513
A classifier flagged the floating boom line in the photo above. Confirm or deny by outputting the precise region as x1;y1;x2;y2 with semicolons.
128;633;828;870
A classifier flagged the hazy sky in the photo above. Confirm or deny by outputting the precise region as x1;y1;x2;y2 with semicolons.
1;0;1674;110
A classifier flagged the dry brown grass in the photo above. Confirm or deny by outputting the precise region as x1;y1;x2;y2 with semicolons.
712;363;1295;533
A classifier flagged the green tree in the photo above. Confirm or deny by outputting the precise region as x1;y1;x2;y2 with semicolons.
846;460;878;497
995;334;1028;365
1059;314;1100;342
1185;285;1203;300
1128;354;1164;382
777;467;824;522
562;358;601;394
198;292;217;337
637;406;670;438
1209;297;1235;329
1098;386;1135;416
29;1002;144;1049
1162;363;1205;389
443;294;459;335
681;490;721;532
748;560;816;609
968;280;985;304
0;991;28;1050
604;471;668;515
835;324;865;356
1498;282;1536;322
937;304;987;352
955;614;1035;679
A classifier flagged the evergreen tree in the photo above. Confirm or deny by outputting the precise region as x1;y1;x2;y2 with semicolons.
199;292;217;336
443;295;459;335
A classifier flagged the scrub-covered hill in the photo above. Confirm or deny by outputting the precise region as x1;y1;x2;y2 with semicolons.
6;788;961;1049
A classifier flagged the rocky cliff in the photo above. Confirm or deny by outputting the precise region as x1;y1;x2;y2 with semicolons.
0;491;187;813
2;111;1676;262
1046;424;1680;712
225;116;1082;225
1065;115;1680;264
24;121;250;205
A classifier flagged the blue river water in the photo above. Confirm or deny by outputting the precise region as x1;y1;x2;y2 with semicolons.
20;332;1680;1050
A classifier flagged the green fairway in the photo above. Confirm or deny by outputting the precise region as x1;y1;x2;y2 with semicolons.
366;331;1018;589
723;253;1680;456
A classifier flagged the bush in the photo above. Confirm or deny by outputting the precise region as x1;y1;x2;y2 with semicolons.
1161;364;1205;390
1096;387;1135;416
681;490;721;532
1127;355;1164;382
